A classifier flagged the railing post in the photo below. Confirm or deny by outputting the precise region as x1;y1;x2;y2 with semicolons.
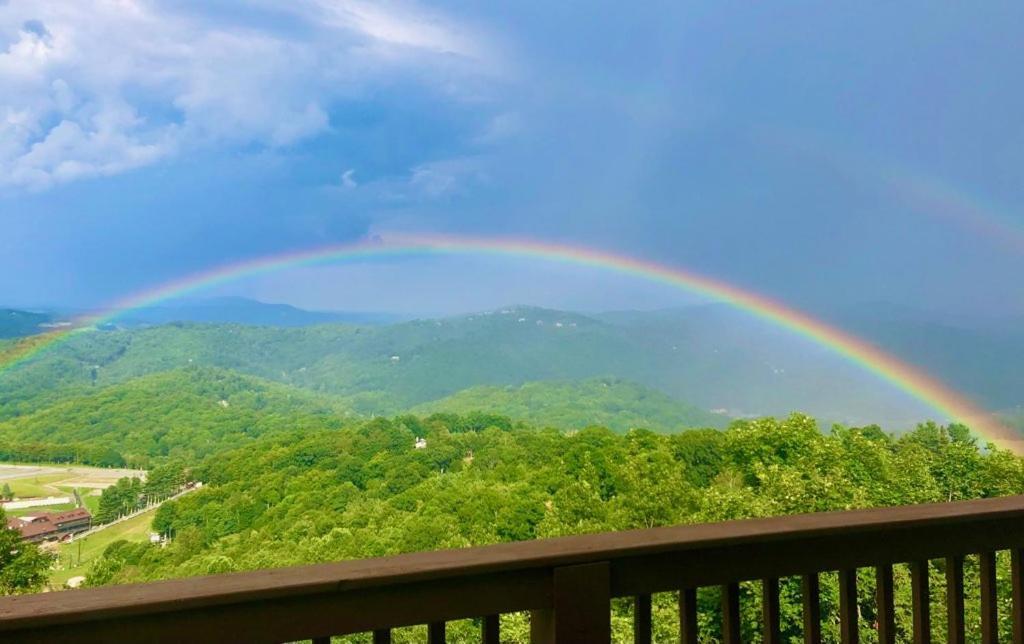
802;573;822;644
679;587;698;644
721;582;741;644
633;593;652;644
427;621;446;644
530;561;611;644
839;569;859;644
763;578;781;644
946;556;965;644
980;552;997;644
876;565;895;644
481;615;500;644
910;560;931;644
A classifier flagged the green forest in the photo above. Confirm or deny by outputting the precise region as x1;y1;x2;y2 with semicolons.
81;413;1023;642
2;317;1024;642
0;307;963;427
411;377;726;432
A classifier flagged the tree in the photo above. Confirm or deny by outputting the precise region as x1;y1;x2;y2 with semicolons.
1;483;12;501
0;509;52;595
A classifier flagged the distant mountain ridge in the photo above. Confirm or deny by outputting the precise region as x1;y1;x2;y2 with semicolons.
0;297;407;337
0;303;959;429
114;296;407;327
2;299;1022;430
0;309;61;339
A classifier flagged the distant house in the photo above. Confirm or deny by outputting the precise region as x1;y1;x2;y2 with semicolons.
6;508;92;543
414;437;427;449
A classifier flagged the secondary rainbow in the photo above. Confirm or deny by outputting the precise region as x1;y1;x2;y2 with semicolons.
1;233;1015;448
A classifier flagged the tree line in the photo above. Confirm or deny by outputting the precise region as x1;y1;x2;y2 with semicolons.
95;463;189;524
83;413;1024;642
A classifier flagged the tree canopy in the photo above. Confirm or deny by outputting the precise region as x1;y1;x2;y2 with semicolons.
82;413;1024;642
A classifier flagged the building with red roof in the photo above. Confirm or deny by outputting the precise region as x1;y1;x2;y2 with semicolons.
5;508;92;543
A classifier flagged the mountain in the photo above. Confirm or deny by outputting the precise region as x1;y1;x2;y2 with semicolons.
0;308;64;339
0;366;350;467
834;304;1024;411
117;296;405;327
0;304;946;429
412;378;727;432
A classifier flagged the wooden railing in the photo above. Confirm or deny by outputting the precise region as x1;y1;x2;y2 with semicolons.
3;496;1024;643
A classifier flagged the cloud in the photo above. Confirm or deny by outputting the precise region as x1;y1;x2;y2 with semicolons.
309;0;482;58
0;0;493;191
340;168;358;188
409;158;481;197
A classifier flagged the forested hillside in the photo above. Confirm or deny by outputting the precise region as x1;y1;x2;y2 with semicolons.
86;413;1024;642
0;306;948;427
0;367;350;467
412;378;726;432
0;367;727;468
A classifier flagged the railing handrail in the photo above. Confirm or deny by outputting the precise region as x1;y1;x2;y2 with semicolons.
3;495;1024;642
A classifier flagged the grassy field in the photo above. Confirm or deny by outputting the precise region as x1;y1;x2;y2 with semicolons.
51;508;157;587
1;462;145;517
5;472;72;498
81;493;101;515
0;463;144;496
6;503;76;517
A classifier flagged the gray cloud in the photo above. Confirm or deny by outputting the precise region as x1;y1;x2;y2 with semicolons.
0;0;497;191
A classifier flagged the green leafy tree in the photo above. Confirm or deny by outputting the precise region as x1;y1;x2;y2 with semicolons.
0;509;52;594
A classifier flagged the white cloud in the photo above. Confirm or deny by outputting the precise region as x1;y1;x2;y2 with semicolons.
310;0;482;58
0;0;493;191
408;157;487;198
340;168;358;189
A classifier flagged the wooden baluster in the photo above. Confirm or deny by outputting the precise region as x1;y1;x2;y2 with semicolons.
802;573;822;644
427;621;446;644
911;560;931;644
980;552;998;644
530;562;611;644
721;582;741;644
633;593;652;644
763;578;781;644
1014;549;1024;644
481;615;500;644
679;587;698;644
312;638;330;644
839;569;859;644
946;556;965;644
876;565;895;644
372;630;391;644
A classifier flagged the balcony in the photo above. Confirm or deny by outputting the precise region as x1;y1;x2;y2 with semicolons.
1;496;1023;643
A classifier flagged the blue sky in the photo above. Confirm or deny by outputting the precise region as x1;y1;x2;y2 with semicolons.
1;1;1022;317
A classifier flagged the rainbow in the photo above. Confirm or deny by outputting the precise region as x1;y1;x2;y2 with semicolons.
1;233;1016;449
765;126;1024;257
889;172;1024;256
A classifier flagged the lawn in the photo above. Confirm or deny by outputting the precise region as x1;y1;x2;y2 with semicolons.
6;502;76;517
51;508;157;587
80;493;101;515
0;463;145;501
5;473;70;498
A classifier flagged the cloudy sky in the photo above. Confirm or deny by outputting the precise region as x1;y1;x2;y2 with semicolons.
1;1;1022;317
